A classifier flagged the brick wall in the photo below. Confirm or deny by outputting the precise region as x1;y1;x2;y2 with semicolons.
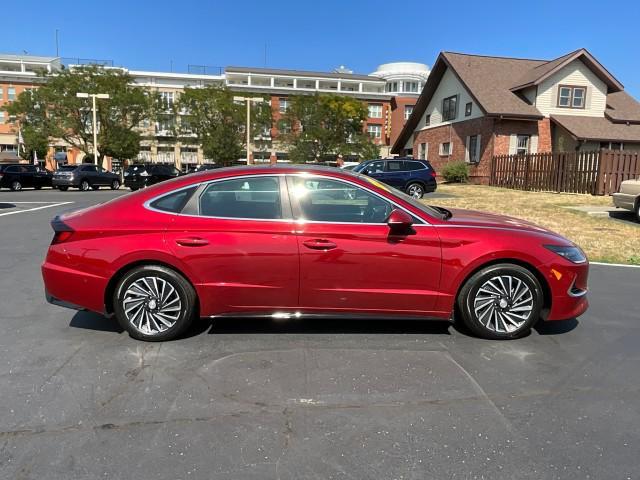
412;117;496;183
389;96;417;148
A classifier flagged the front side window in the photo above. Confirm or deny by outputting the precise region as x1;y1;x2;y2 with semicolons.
367;124;382;139
516;135;530;155
364;160;385;174
368;104;383;118
442;95;458;121
289;177;393;224
199;176;281;219
558;86;586;108
404;105;414;121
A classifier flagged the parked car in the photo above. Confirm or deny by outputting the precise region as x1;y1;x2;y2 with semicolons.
612;179;640;221
53;164;120;191
43;165;589;342
0;164;53;191
353;158;437;198
124;163;182;191
190;163;221;173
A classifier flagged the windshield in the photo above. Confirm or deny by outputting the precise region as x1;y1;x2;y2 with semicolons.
357;174;446;220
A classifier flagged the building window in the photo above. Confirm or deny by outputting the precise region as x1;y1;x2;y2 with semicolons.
439;142;452;156
418;142;428;160
516;135;530;155
368;104;383;118
404;105;414;121
404;81;419;93
367;124;382;139
557;86;586;109
159;91;174;110
465;102;472;117
278;119;291;135
442;95;458;121
7;87;16;101
279;97;289;113
425;114;431;127
467;135;481;163
385;82;398;93
0;87;3;100
0;111;5;123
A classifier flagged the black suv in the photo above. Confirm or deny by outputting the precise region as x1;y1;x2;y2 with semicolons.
0;164;53;191
52;164;121;191
353;158;437;198
124;164;182;191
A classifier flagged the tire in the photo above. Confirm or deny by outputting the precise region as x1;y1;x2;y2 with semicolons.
80;179;90;191
129;186;138;192
58;186;69;191
406;182;425;199
10;180;22;192
111;179;120;190
113;265;197;341
457;263;543;340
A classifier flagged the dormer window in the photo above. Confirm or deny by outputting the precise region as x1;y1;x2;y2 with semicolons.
558;85;586;109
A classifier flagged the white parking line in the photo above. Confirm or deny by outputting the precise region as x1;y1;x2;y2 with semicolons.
591;261;640;269
0;202;74;217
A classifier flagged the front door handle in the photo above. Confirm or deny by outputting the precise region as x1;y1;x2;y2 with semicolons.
303;239;337;250
176;237;209;247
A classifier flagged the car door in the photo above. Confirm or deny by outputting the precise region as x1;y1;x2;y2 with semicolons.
96;166;109;185
19;166;35;188
164;175;299;315
362;160;386;181
287;175;443;316
381;160;407;189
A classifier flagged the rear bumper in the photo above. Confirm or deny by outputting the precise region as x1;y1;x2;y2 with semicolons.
52;178;78;187
42;261;108;315
45;291;86;311
612;192;636;210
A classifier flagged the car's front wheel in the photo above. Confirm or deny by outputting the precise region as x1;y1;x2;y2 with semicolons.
406;182;425;199
79;180;91;191
10;180;22;191
111;179;120;190
457;263;543;340
113;265;197;341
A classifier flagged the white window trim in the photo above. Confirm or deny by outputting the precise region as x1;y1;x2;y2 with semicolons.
368;104;383;119
465;135;481;163
439;142;452;156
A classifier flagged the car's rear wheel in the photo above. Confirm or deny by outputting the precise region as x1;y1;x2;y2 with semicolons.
111;179;120;190
58;186;68;191
80;179;90;191
129;186;138;191
10;180;22;191
406;182;424;199
113;265;196;341
457;263;543;340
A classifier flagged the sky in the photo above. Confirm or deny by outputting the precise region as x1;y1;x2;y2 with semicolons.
5;0;640;97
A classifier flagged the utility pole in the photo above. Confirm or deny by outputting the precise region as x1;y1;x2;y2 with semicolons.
76;92;110;164
234;96;265;165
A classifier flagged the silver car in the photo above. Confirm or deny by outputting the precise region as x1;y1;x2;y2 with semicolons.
612;179;640;221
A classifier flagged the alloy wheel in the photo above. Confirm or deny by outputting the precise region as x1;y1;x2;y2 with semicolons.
11;181;22;191
473;275;534;333
122;276;182;335
407;184;424;198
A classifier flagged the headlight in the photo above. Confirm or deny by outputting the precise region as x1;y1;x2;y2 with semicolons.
544;245;587;264
140;171;150;177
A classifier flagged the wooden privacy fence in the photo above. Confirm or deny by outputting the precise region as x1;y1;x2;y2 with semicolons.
490;150;640;195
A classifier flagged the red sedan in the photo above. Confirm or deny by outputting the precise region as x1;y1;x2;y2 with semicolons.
42;165;589;341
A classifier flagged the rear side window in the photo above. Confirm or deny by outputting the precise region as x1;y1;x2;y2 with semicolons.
5;166;19;173
199;177;281;220
386;160;403;171
403;161;428;171
149;186;197;213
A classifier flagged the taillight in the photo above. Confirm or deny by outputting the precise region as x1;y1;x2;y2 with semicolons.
52;231;74;244
431;171;437;177
50;215;74;245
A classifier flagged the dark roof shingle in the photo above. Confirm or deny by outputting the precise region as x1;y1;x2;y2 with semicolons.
551;114;640;142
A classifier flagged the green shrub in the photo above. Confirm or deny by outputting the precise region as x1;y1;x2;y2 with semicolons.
441;161;469;183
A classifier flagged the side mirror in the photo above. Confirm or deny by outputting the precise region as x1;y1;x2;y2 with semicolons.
387;209;413;231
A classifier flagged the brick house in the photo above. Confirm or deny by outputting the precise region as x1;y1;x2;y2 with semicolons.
392;49;640;183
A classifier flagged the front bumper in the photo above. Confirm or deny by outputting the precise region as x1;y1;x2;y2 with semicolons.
124;178;147;188
542;259;590;321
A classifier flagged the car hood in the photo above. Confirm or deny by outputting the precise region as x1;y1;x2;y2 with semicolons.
441;208;564;238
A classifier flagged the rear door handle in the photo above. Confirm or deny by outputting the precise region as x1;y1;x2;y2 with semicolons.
176;237;209;247
303;239;337;250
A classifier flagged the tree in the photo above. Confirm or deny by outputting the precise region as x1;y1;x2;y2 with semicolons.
177;86;272;166
5;65;153;167
282;93;380;163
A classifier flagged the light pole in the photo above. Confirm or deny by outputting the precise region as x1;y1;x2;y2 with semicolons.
76;92;110;164
234;96;264;165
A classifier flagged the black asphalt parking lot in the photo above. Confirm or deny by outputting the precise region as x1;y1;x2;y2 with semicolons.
0;188;638;480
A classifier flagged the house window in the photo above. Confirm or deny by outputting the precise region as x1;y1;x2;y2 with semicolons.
442;95;458;121
425;114;431;126
279;98;289;113
368;104;383;118
404;105;414;121
516;135;530;155
418;142;428;160
439;142;452;156
465;102;473;117
278;119;291;135
557;86;586;109
8;87;16;101
404;81;419;93
467;135;481;163
600;141;624;150
159;91;174;110
367;124;382;139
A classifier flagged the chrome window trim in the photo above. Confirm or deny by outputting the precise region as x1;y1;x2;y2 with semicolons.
143;172;434;225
